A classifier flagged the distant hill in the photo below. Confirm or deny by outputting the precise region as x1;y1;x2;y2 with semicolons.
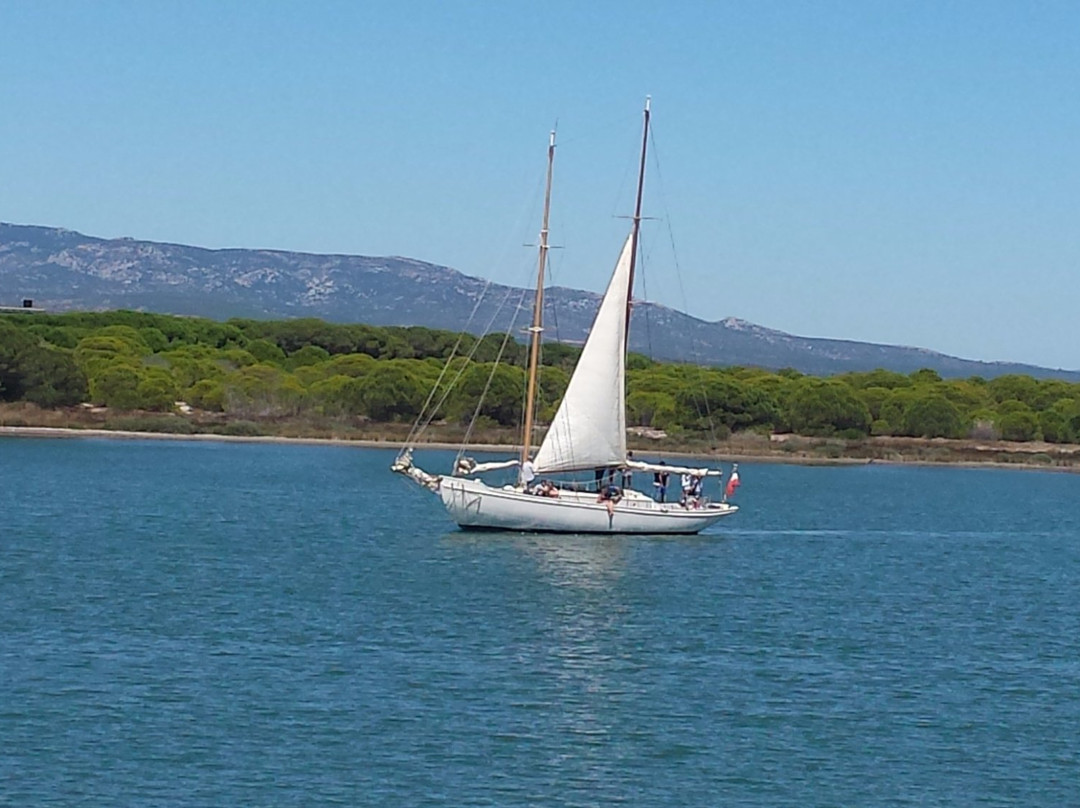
2;222;1077;381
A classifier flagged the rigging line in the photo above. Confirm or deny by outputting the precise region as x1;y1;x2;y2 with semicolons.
517;349;529;450
403;144;553;450
457;286;531;466
401;261;525;447
442;232;548;447
545;110;639;150
605;121;649;226
545;249;562;344
402;210;539;448
402;316;483;449
417;281;526;438
402;278;495;448
471;158;552;298
637;228;655;362
405;276;527;448
648;123;720;443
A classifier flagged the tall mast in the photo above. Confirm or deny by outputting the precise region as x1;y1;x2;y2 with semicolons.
625;96;650;350
521;129;556;468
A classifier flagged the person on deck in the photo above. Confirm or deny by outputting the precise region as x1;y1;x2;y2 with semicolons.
520;459;537;492
653;461;669;502
622;451;634;490
597;484;622;517
686;473;704;505
684;474;703;508
538;479;559;498
680;472;693;506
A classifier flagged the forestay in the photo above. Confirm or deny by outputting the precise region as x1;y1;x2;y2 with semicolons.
533;234;633;474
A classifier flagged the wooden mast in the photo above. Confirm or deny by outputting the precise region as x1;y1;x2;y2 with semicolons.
625;96;650;350
520;130;556;469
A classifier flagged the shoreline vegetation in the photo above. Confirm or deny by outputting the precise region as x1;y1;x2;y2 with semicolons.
2;405;1078;472
3;310;1080;472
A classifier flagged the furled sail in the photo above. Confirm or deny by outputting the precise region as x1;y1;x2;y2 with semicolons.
533;233;633;473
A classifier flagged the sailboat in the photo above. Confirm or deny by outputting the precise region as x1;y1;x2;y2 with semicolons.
392;99;739;534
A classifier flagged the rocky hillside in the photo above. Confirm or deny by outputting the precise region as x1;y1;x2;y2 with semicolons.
2;222;1076;380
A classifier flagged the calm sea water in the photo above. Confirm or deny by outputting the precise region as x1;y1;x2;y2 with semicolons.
1;437;1078;806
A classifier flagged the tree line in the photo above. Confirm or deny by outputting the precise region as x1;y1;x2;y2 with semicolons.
2;311;1079;443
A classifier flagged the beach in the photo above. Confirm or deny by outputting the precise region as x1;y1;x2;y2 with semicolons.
3;425;1078;472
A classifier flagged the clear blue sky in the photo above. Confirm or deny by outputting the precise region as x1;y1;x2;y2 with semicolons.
2;1;1078;370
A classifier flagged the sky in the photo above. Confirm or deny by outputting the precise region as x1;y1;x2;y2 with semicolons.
1;1;1078;370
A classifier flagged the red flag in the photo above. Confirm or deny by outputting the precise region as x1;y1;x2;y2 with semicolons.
725;470;740;498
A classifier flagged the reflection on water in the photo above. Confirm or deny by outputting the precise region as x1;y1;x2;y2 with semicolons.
446;531;630;589
518;534;628;590
445;530;632;773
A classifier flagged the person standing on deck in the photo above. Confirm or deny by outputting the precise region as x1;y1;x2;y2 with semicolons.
520;458;537;492
622;451;634;490
653;460;669;502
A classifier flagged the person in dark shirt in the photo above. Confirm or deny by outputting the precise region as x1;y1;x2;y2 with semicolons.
653;460;669;502
621;451;634;490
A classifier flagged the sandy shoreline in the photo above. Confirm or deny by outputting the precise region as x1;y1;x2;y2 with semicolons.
0;425;463;450
5;425;1078;473
0;424;858;464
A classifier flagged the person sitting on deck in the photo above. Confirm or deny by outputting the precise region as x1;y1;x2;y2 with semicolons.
537;479;559;498
596;484;622;517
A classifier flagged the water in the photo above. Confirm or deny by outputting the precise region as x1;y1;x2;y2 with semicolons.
1;438;1078;806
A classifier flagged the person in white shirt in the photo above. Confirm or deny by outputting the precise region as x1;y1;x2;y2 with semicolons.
520;459;537;491
680;472;693;505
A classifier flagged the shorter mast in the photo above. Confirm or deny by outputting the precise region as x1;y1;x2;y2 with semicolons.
520;130;556;469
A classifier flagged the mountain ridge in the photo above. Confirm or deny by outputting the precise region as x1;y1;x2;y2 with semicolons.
2;222;1076;381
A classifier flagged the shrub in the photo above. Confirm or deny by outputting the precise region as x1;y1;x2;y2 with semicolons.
136;368;179;412
902;395;964;438
106;415;196;434
217;420;265;436
785;380;871;436
998;410;1040;442
186;379;226;411
89;363;144;410
627;390;678;429
1038;409;1074;444
287;345;331;369
246;339;287;364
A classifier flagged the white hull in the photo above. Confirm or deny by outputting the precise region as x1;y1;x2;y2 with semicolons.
438;476;736;535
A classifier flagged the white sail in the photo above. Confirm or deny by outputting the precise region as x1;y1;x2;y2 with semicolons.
533;233;634;473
